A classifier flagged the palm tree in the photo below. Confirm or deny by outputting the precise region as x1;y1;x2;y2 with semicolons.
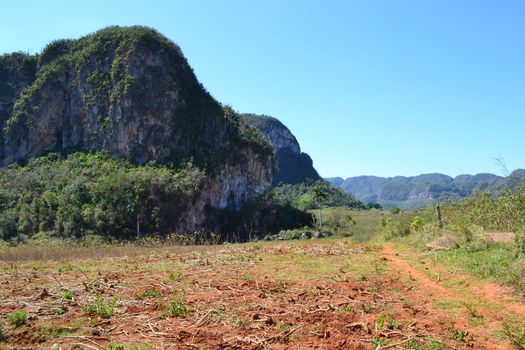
313;185;328;233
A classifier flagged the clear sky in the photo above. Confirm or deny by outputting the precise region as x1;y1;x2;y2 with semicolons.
1;0;524;178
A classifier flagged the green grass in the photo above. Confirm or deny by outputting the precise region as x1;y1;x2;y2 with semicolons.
309;207;420;243
431;244;515;284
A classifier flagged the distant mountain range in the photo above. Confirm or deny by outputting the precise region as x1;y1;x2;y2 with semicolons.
326;170;525;209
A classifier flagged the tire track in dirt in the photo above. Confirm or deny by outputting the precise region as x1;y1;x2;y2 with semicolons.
382;244;518;350
383;244;525;315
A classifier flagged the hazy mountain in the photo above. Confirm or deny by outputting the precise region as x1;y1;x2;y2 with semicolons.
326;170;525;209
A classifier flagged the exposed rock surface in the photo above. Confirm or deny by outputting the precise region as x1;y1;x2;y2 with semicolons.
0;26;274;232
482;232;516;243
242;114;320;185
426;235;460;251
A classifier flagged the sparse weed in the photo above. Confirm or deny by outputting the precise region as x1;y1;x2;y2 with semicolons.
277;321;291;332
83;294;117;318
138;288;161;299
502;320;525;349
372;338;385;347
407;338;444;350
54;306;67;315
166;294;189;317
57;261;74;273
108;345;156;350
375;313;400;331
358;272;367;281
7;310;27;327
447;325;473;343
339;303;355;314
63;290;74;301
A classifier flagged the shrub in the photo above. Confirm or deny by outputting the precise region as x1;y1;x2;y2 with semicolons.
410;216;424;232
390;207;401;215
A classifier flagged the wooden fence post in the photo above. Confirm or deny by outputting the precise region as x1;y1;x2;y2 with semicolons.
435;204;443;229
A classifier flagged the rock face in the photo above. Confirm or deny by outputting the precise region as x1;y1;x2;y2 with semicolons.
242;114;320;185
0;26;274;232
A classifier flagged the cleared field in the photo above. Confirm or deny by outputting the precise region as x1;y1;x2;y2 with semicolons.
1;239;524;349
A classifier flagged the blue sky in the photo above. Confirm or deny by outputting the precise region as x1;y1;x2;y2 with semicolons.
1;1;524;178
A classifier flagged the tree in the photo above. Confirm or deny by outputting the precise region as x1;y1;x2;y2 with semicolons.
312;185;328;233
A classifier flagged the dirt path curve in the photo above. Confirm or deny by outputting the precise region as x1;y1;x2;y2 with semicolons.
382;244;521;350
382;244;525;315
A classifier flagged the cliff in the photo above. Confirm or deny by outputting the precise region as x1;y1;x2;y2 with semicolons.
241;114;320;185
0;26;274;235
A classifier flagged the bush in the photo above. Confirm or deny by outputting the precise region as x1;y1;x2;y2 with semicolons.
390;207;401;215
410;216;424;232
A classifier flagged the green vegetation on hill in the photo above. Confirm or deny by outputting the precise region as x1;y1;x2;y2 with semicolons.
0;152;204;243
0;26;273;170
272;180;365;211
0;151;314;244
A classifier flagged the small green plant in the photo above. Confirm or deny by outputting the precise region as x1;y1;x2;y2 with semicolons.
83;294;117;318
339;303;355;314
107;344;125;350
57;261;74;273
375;314;400;331
407;338;444;350
138;288;161;299
7;310;27;327
358;272;367;281
410;216;424;232
107;344;155;350
372;338;385;347
63;290;74;301
54;306;67;315
447;325;470;342
166;294;189;317
277;321;291;332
